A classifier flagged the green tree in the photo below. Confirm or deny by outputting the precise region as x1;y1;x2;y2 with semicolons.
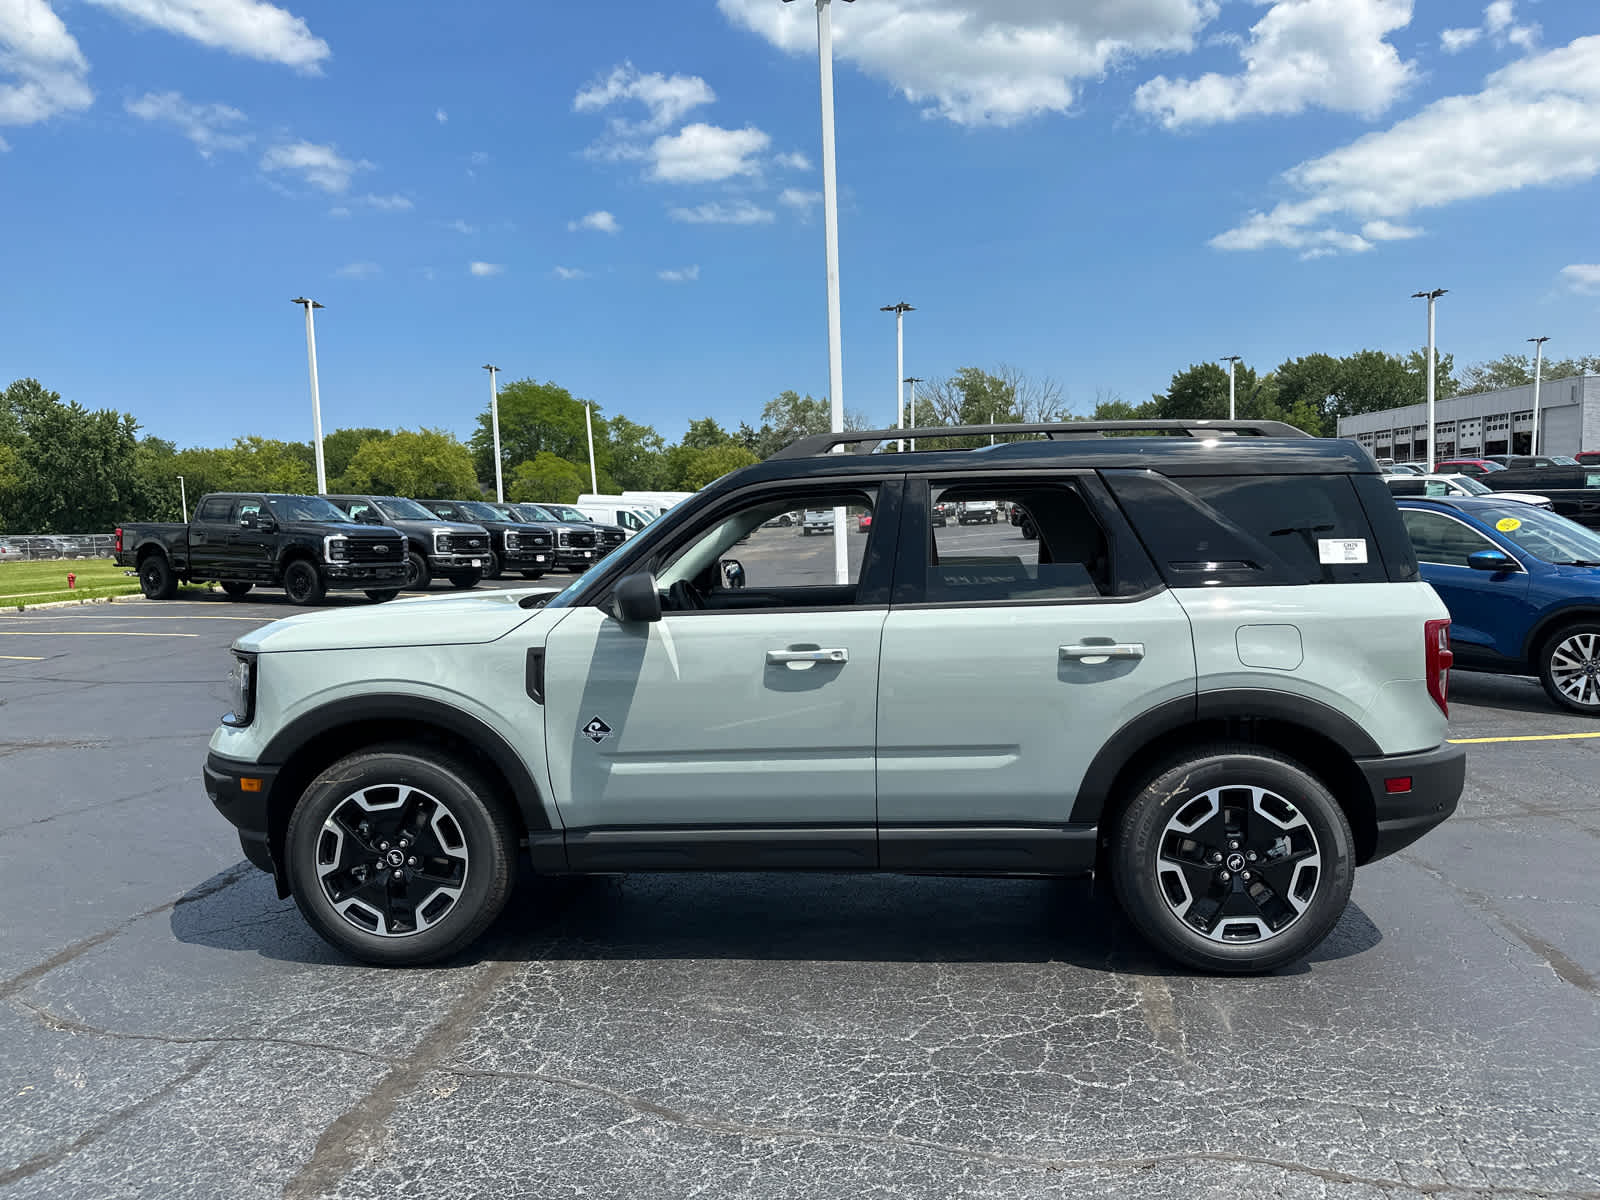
606;415;668;490
323;427;393;479
471;380;611;490
1402;349;1458;400
1457;352;1600;395
132;435;184;522
338;430;478;498
1332;350;1419;419
508;453;588;504
1273;354;1342;435
0;378;141;532
674;443;759;490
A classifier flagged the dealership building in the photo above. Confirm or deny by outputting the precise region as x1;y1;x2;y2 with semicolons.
1335;375;1600;462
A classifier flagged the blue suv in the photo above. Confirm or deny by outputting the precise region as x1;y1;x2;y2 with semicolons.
1396;497;1600;714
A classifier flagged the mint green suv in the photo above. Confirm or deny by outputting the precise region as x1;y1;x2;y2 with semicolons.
205;421;1465;973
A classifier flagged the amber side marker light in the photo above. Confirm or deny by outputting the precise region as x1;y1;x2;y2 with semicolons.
240;778;264;793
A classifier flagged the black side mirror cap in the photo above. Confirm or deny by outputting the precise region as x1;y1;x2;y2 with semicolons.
613;572;662;623
1467;549;1517;572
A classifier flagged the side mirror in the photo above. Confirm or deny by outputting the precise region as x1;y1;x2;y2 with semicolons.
359;511;382;525
720;558;745;589
612;572;662;623
239;514;258;530
1468;549;1517;573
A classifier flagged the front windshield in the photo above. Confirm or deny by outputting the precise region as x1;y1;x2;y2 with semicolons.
550;505;591;522
453;500;507;522
268;496;353;523
483;502;522;522
1450;476;1492;495
1552;456;1579;466
1487;505;1600;564
516;504;558;522
377;497;443;521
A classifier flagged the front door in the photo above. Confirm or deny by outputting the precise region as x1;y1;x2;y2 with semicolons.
231;497;277;581
541;478;900;870
1400;508;1533;661
875;475;1196;872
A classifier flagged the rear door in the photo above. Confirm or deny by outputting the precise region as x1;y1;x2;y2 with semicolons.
875;474;1194;872
188;496;236;575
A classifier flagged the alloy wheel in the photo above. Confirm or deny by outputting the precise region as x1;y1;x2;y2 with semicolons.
1548;632;1600;708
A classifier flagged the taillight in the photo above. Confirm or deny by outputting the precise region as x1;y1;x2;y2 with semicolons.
1425;618;1453;716
115;527;123;554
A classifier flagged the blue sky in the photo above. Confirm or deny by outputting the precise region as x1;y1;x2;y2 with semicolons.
2;0;1598;449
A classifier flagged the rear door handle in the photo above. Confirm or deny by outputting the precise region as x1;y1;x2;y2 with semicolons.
1060;643;1144;663
767;648;849;665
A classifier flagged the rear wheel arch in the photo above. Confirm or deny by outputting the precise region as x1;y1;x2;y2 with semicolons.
262;697;552;895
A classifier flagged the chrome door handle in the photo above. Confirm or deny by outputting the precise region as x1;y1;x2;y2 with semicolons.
1060;643;1144;663
767;648;849;665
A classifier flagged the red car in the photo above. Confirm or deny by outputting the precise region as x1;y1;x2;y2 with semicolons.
1576;451;1600;466
857;513;872;532
1433;458;1506;476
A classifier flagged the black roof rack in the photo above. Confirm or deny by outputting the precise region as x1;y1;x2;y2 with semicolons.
768;419;1312;460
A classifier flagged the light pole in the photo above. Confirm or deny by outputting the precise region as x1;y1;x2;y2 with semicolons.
786;0;853;583
584;402;598;493
291;298;327;493
1528;336;1550;456
176;475;187;522
482;364;503;502
904;376;922;450
1412;289;1447;469
880;302;914;451
1221;355;1241;420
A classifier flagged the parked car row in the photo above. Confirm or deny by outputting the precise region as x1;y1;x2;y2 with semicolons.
115;491;656;606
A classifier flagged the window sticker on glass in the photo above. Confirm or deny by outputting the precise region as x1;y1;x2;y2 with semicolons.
1317;538;1368;564
1496;517;1522;533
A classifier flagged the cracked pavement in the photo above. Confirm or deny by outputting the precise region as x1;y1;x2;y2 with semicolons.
2;597;1599;1198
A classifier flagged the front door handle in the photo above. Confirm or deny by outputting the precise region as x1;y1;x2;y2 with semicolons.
1060;642;1144;664
767;648;849;665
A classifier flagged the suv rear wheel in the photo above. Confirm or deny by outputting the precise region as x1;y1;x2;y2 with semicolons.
1538;622;1600;715
1112;747;1354;973
284;745;517;965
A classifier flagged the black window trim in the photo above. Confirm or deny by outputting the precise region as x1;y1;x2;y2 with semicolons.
891;470;1164;610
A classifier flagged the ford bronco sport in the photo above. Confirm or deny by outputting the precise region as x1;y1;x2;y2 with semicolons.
204;420;1464;973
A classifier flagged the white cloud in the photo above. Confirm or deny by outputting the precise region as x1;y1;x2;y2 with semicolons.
446;218;476;234
774;150;810;171
125;91;248;156
779;188;822;214
1561;265;1600;295
649;122;769;183
669;200;774;225
260;140;370;192
469;150;489;165
1443;3;1538;55
553;266;589;281
83;0;329;71
1134;0;1415;128
328;206;349;218
575;62;715;133
719;0;1216;126
334;261;379;279
1484;1;1514;34
0;0;93;133
435;108;447;123
659;265;700;282
1440;27;1482;53
1212;35;1600;256
1361;219;1421;240
360;192;411;211
568;210;620;234
469;261;504;277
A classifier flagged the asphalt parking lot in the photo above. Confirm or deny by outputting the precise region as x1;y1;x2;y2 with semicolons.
3;561;1600;1199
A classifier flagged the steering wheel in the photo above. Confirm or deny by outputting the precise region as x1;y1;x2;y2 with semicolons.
668;579;705;611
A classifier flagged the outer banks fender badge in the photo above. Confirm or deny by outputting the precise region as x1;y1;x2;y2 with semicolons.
581;716;613;744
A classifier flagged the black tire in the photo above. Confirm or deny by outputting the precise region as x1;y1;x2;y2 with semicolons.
138;553;179;600
484;550;503;580
1111;746;1354;974
284;745;517;966
1537;622;1600;715
221;581;253;599
447;570;483;589
520;570;546;580
404;550;432;592
365;589;401;603
282;558;326;607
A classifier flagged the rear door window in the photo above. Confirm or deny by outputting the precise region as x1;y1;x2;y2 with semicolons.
195;497;233;523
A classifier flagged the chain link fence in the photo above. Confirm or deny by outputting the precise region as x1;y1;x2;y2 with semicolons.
0;534;117;561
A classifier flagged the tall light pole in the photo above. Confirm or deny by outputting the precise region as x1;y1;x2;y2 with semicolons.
1221;355;1241;420
482;364;503;502
905;376;922;451
291;298;327;494
176;475;187;522
584;402;598;493
786;0;853;583
880;302;914;451
1528;336;1550;456
1413;289;1447;469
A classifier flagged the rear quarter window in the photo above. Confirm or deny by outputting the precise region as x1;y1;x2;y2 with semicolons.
1105;471;1398;586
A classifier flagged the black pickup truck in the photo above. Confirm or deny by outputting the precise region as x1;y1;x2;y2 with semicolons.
416;499;556;580
116;493;408;605
1484;467;1600;529
324;494;492;591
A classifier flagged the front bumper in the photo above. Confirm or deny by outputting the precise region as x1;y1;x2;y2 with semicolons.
1356;741;1466;861
204;752;280;876
323;563;407;588
427;552;487;571
555;546;601;568
502;548;553;569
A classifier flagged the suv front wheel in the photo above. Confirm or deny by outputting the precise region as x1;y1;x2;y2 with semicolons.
1112;747;1354;974
1537;622;1600;715
284;745;517;965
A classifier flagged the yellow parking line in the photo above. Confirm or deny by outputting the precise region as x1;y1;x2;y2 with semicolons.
1449;732;1600;744
0;631;199;638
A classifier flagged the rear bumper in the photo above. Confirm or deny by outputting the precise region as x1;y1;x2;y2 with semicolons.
204;752;279;876
1356;742;1466;862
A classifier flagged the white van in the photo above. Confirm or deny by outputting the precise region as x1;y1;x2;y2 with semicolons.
570;501;655;536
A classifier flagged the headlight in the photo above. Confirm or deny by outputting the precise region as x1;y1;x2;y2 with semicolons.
503;532;520;550
324;535;349;562
557;530;571;545
432;528;452;552
223;652;256;727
